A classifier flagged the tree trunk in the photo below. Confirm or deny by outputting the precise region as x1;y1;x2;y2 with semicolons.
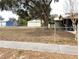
44;20;48;28
43;14;49;28
71;15;77;40
71;17;76;31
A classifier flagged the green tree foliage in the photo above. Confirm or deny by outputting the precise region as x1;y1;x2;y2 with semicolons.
18;18;28;26
0;0;53;27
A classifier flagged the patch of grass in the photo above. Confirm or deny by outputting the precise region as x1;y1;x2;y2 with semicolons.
0;27;77;45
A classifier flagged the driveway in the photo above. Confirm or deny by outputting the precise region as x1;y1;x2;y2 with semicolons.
0;41;77;55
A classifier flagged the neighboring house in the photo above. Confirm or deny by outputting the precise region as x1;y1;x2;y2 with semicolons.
0;16;18;27
50;0;78;31
62;13;78;31
27;19;41;27
51;13;78;31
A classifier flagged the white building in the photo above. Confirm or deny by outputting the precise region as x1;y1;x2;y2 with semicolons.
27;19;41;27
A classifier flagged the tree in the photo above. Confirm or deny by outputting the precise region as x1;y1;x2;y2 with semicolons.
65;0;78;40
65;0;78;30
0;0;53;28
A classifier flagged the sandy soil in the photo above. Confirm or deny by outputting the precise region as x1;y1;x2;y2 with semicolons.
0;27;77;45
0;48;77;59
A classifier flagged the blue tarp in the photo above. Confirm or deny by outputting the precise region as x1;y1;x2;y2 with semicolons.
6;21;14;26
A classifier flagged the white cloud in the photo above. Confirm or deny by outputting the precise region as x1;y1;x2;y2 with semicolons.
50;0;78;15
50;0;65;15
0;10;19;21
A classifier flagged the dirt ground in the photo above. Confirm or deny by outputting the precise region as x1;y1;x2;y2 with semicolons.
0;27;77;45
0;48;77;59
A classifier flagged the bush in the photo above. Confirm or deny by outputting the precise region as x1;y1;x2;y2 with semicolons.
18;19;28;26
